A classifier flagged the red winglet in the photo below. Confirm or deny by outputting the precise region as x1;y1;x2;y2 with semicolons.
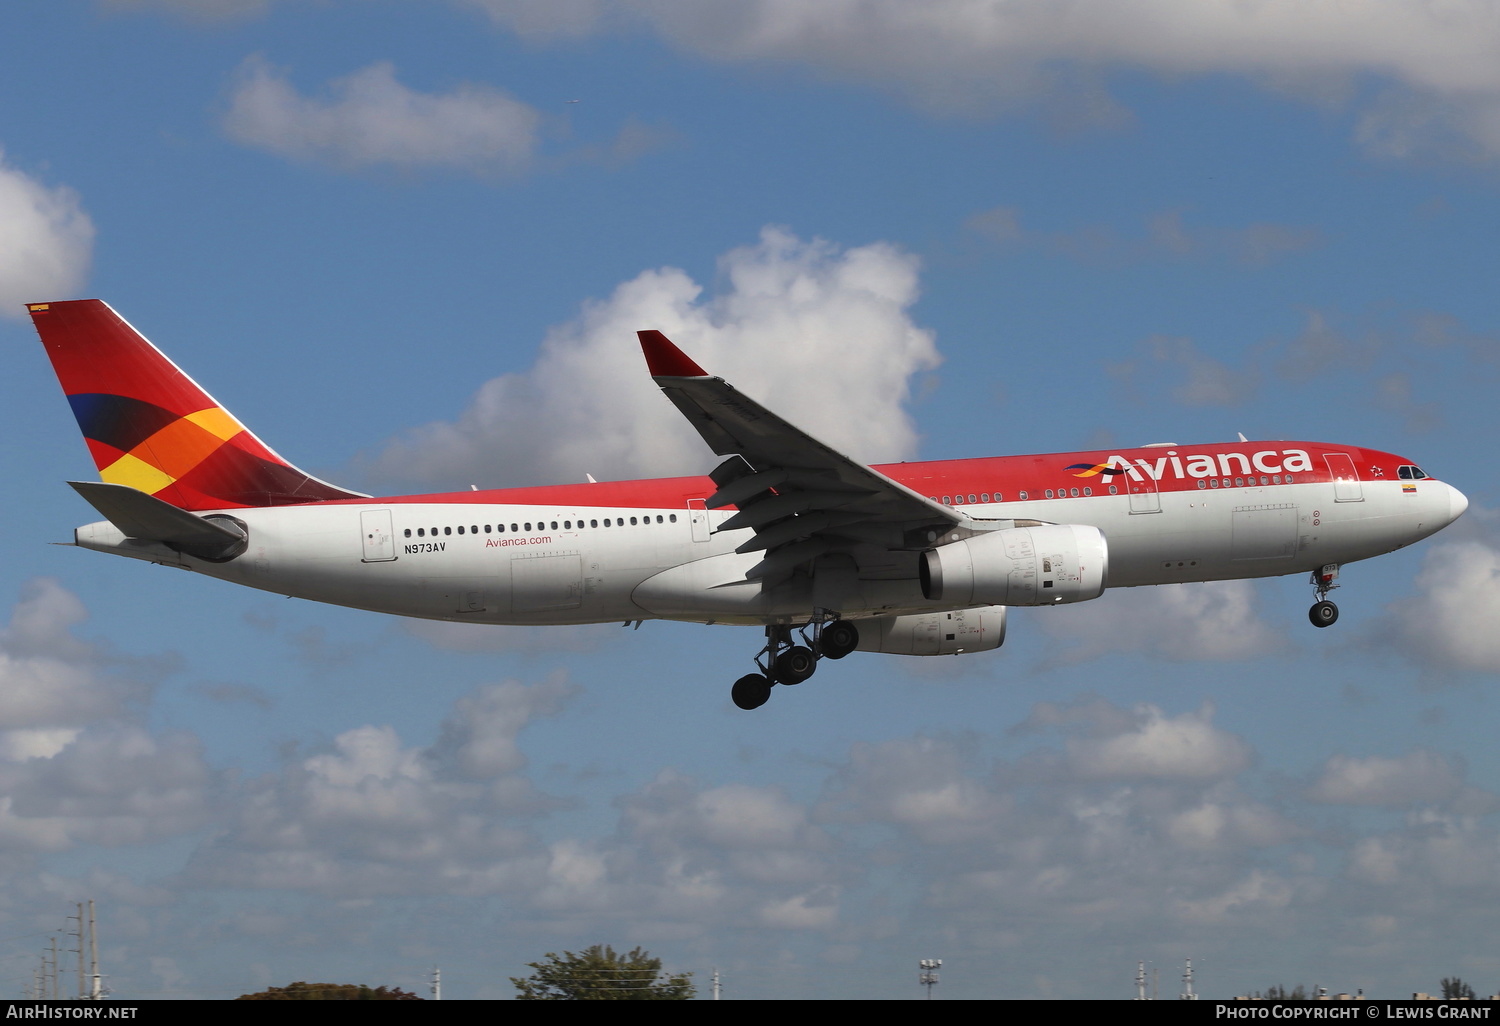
638;330;709;378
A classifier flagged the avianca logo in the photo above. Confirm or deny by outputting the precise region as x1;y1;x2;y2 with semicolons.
1076;448;1316;483
1065;462;1127;478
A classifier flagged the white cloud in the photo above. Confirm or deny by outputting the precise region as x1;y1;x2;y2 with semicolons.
365;226;939;490
1062;703;1253;781
467;0;1500;161
1110;335;1260;408
825;734;1004;844
0;152;93;318
103;0;269;15
186;674;575;896
1307;749;1469;809
1165;800;1298;851
0;725;213;851
223;58;542;174
0;579;147;733
1037;579;1283;665
1384;538;1500;673
528;769;841;929
966;205;1320;269
0;580;214;853
1174;868;1295;925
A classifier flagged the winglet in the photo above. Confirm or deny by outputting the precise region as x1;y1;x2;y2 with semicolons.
638;330;709;378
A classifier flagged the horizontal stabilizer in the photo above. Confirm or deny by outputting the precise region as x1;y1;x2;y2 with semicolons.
69;481;248;562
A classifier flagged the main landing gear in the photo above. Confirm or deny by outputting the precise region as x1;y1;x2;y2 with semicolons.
730;617;860;710
1308;563;1340;628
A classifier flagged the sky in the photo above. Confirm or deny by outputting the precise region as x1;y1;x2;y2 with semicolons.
0;0;1498;1001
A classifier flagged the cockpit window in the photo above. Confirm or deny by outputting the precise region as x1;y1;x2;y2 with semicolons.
1399;465;1429;480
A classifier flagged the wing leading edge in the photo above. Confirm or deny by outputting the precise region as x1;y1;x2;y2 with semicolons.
638;330;971;585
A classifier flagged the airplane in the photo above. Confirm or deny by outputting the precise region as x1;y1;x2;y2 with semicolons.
28;299;1469;710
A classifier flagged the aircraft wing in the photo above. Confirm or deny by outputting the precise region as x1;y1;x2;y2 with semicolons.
639;331;966;583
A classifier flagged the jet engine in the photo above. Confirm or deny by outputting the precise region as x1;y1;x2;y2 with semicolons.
920;524;1108;606
855;604;1007;656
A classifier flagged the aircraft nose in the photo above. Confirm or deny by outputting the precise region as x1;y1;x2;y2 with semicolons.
1447;482;1469;524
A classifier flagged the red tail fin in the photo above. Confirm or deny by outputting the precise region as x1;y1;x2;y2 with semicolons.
29;299;365;510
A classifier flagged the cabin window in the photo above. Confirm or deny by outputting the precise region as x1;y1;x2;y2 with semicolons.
630;516;638;525
524;523;532;531
551;521;558;530
1045;489;1054;499
457;526;464;534
1019;490;1029;500
1234;478;1243;488
1083;487;1091;496
942;495;951;505
484;524;492;533
471;525;478;534
980;493;989;502
404;529;412;537
669;514;677;523
591;519;599;527
1108;486;1117;495
1197;480;1207;489
1070;488;1079;497
443;526;451;536
968;494;977;503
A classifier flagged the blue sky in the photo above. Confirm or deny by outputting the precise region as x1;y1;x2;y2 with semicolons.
0;0;1498;1000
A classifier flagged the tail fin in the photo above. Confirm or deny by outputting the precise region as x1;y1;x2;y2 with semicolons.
28;300;366;510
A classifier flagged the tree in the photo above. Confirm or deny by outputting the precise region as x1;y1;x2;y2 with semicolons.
511;945;694;1000
1441;977;1477;1000
235;981;422;1000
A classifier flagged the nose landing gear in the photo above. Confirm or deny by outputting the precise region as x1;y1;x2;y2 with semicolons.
729;617;861;709
1308;564;1340;628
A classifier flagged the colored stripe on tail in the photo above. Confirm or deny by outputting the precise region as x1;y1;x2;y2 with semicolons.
29;300;366;510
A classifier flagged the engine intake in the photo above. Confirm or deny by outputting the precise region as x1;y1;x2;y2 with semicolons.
920;524;1107;606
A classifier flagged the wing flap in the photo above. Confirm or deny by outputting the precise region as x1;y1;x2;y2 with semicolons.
639;330;966;586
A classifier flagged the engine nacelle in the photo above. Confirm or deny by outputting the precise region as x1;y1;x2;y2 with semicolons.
855;605;1007;656
920;524;1108;606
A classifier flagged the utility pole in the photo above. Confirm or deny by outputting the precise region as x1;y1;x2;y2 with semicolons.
71;903;85;999
89;900;101;1000
919;959;941;1000
712;969;721;1000
1180;958;1197;1001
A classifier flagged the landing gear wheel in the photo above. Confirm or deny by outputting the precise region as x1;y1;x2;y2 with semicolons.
732;673;773;710
820;619;859;660
772;646;817;685
1309;600;1339;628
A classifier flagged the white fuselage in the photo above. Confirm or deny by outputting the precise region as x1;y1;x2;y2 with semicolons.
72;471;1464;627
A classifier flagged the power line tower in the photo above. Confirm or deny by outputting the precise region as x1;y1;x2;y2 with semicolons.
919;959;941;1000
1136;960;1148;1000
